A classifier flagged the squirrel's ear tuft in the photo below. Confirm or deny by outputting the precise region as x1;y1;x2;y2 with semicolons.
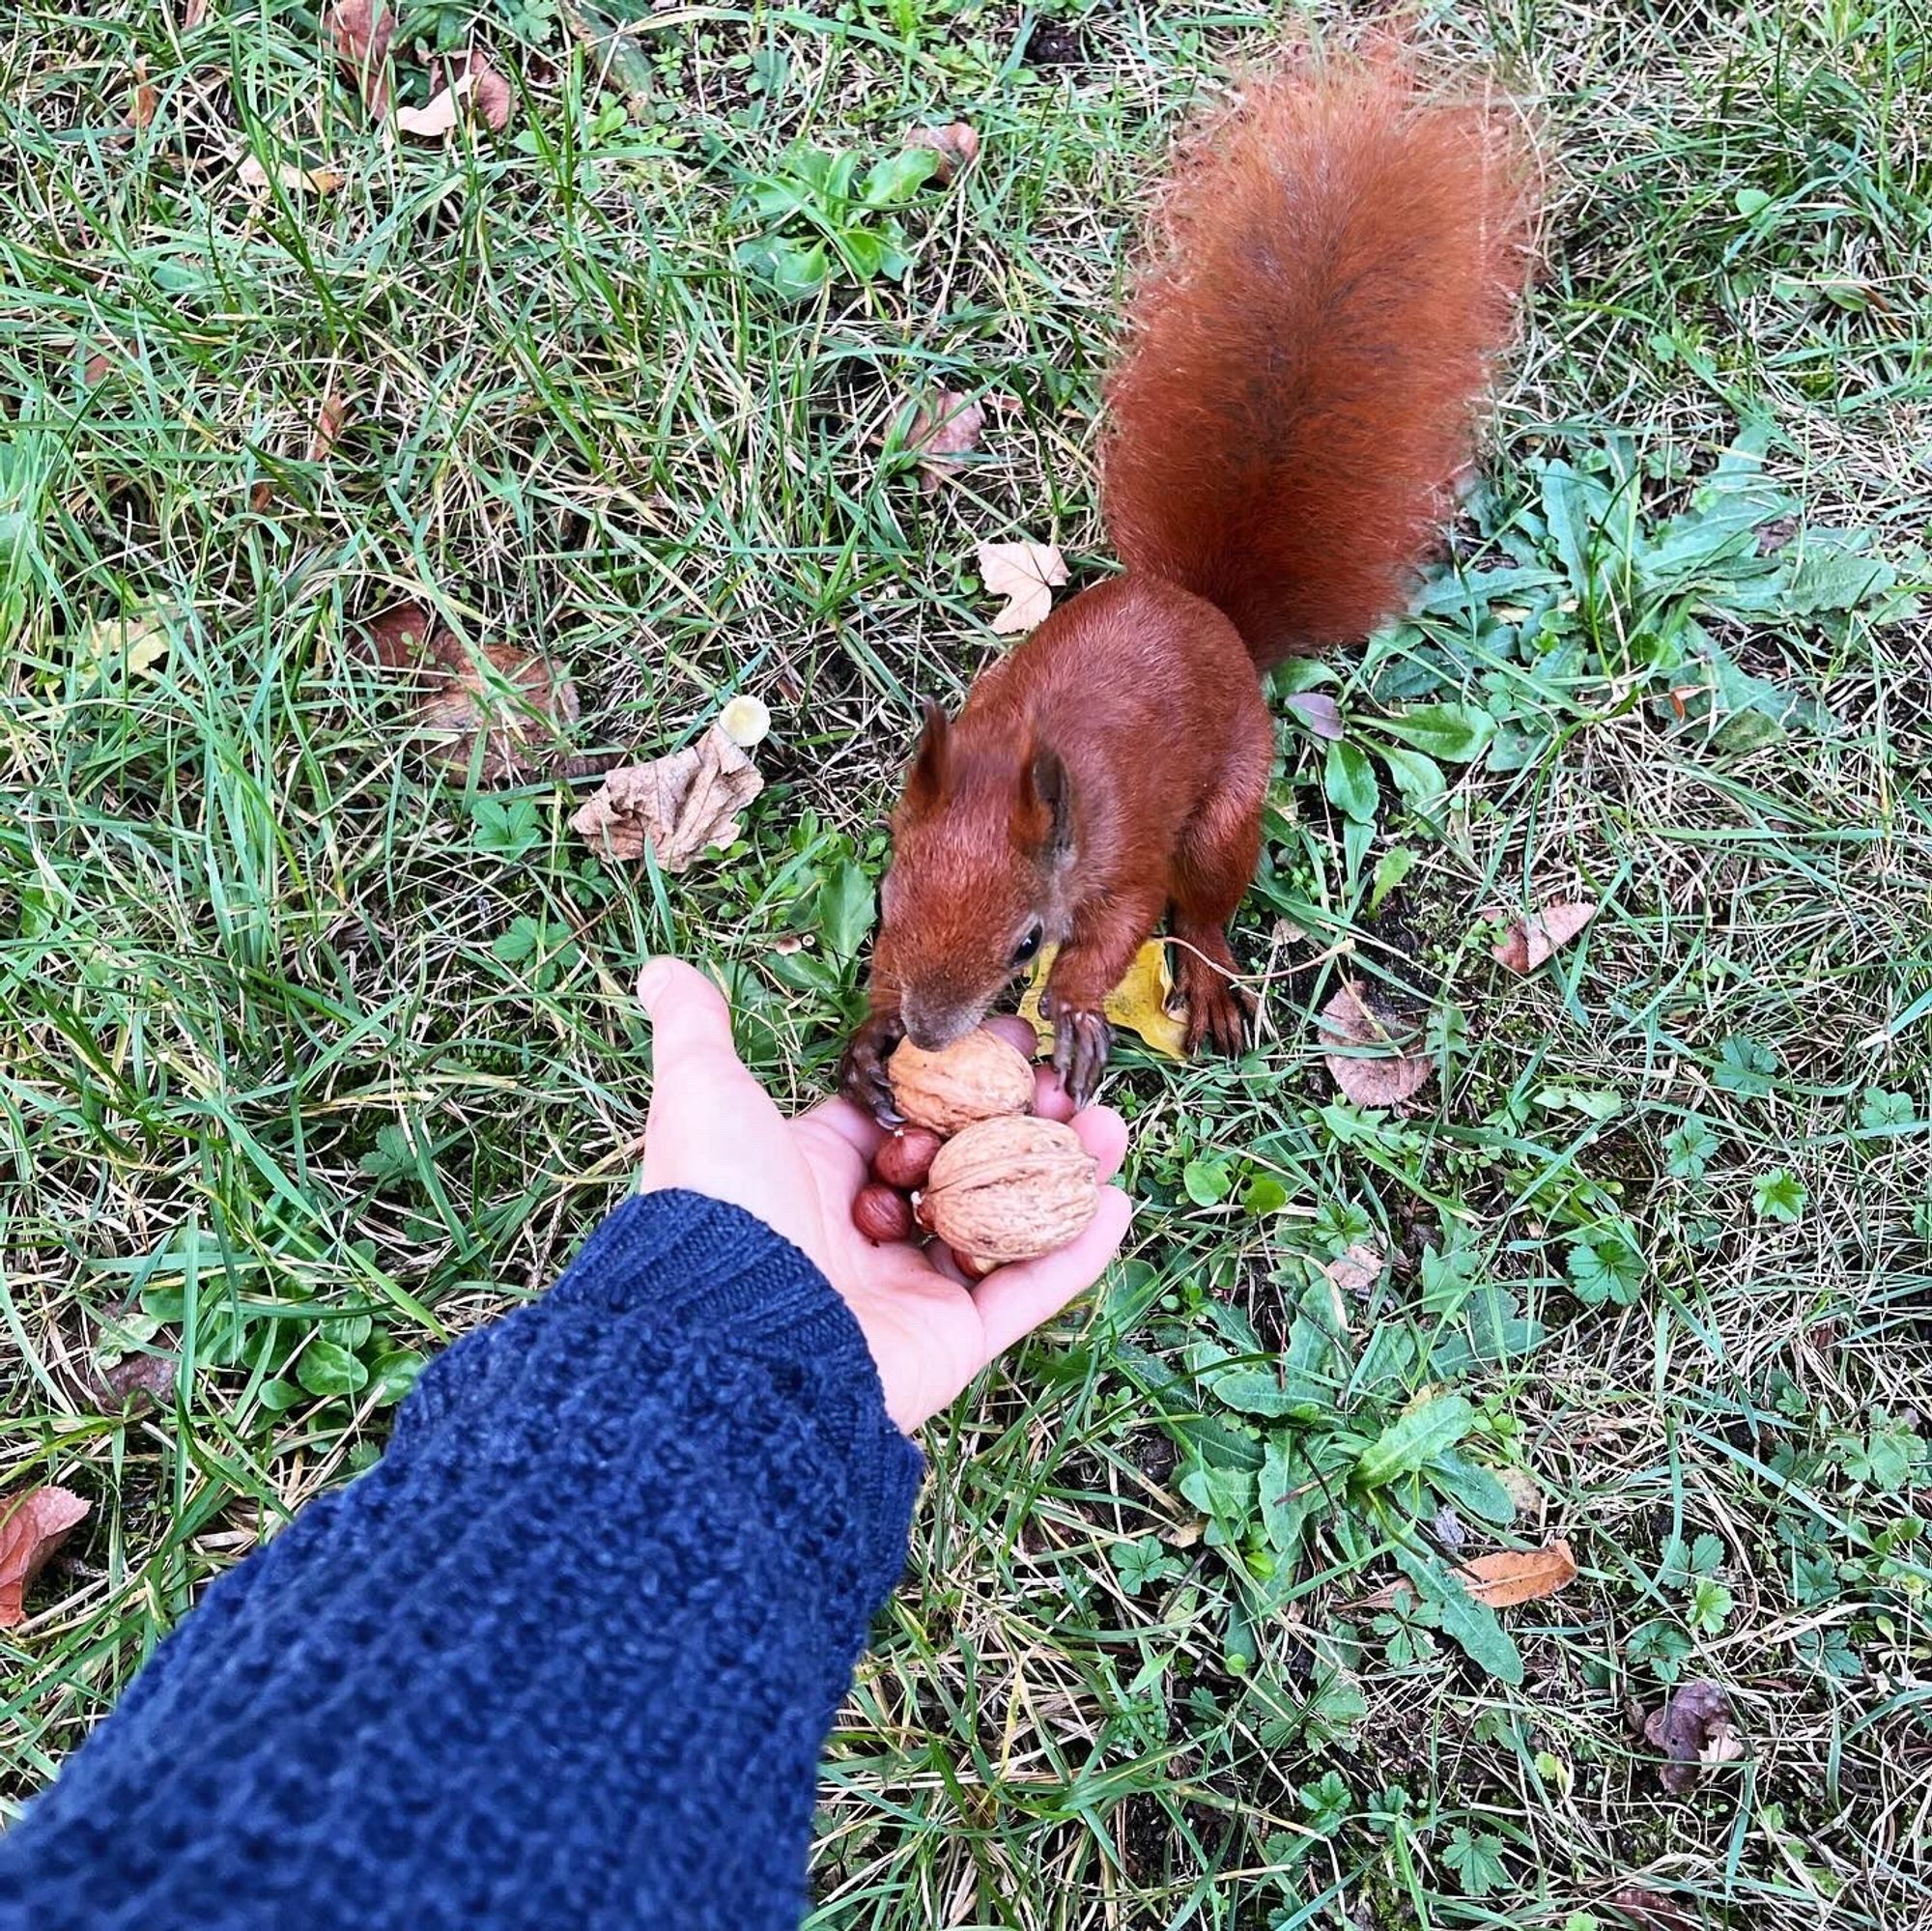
904;699;951;810
1017;744;1074;858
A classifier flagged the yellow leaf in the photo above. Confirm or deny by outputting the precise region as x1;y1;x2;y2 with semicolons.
72;606;174;682
1017;938;1189;1061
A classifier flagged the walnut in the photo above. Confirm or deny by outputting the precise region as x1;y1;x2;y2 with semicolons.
887;1030;1034;1136
915;1115;1099;1264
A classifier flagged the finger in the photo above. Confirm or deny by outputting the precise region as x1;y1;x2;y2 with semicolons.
969;1185;1133;1358
1068;1103;1128;1183
1031;1065;1075;1123
794;1094;888;1165
636;959;752;1090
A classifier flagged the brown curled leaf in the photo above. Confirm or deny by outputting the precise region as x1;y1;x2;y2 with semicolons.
1318;982;1434;1108
1323;1241;1385;1299
903;120;979;184
0;1488;91;1629
1641;1678;1743;1795
1358;1538;1577;1611
416;639;582;783
99;1351;180;1407
905;389;984;493
1489;897;1598;975
327;0;394;118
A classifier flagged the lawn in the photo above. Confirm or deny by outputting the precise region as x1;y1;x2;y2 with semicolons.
3;1;1930;1926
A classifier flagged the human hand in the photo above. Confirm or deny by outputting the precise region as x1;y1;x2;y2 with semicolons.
635;958;1133;1433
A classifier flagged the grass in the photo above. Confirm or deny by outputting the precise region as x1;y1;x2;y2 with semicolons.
2;0;1929;1925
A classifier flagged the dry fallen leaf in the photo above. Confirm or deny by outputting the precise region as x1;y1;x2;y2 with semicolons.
82;342;130;386
978;539;1067;635
1285;691;1345;741
0;1487;90;1628
308;390;349;463
73;606;174;682
130;65;158;130
238;156;346;195
570;726;762;872
1490;897;1598;975
1451;1537;1578;1607
1359;1537;1577;1610
1641;1678;1742;1795
446;50;515;131
1606;1888;1699;1931
1318;982;1434;1107
903;120;980;183
417;639;582;782
99;1351;179;1407
180;0;210;25
1497;1466;1544;1517
327;0;395;118
906;389;984;493
354;599;440;669
250;389;350;511
1324;1242;1385;1299
1018;938;1188;1061
396;74;471;137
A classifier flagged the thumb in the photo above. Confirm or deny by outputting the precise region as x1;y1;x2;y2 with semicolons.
636;958;737;1075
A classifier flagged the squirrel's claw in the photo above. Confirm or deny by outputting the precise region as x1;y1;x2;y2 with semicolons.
839;1011;907;1127
1051;1005;1112;1111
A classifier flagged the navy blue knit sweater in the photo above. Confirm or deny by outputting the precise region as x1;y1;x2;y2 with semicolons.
0;1191;924;1931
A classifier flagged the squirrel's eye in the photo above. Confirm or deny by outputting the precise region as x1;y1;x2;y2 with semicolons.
1011;923;1043;968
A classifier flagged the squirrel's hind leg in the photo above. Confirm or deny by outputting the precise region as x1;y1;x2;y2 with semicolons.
1169;711;1270;1057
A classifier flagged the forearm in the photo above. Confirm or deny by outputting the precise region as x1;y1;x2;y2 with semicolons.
0;1191;923;1931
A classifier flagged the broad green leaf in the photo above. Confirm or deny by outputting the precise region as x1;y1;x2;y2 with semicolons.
297;1339;368;1399
1260;1435;1319;1560
1378;745;1445;809
837;225;886;282
861;147;938;206
1323;739;1378;823
1353;1393;1474;1490
368;1349;426;1406
1242;1174;1290;1217
1182;1157;1233;1206
1370;845;1415;911
1379;703;1494;764
1179;1461;1256;1530
1397;1548;1523;1684
816;860;874;965
1429;1447;1516;1525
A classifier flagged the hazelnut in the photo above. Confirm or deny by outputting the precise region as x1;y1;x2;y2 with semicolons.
888;1029;1035;1135
851;1182;913;1244
917;1115;1099;1264
871;1127;944;1191
949;1246;994;1281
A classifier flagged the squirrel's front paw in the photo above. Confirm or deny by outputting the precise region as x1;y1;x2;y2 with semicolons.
838;1011;906;1126
1047;1002;1113;1110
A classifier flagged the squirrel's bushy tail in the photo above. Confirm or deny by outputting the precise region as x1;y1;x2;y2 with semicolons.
1100;48;1537;667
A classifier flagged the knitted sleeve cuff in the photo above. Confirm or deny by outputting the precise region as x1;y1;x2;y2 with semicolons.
390;1188;924;1591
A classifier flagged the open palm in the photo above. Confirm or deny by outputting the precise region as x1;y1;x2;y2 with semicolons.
636;960;1132;1433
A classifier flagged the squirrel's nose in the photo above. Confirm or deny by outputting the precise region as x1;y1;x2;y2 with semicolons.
901;997;979;1053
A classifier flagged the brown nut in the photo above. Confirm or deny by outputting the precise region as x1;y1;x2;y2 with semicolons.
949;1246;994;1282
888;1030;1034;1136
918;1115;1099;1264
871;1127;944;1191
851;1181;913;1244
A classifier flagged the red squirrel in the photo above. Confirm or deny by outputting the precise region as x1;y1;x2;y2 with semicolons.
840;48;1536;1121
